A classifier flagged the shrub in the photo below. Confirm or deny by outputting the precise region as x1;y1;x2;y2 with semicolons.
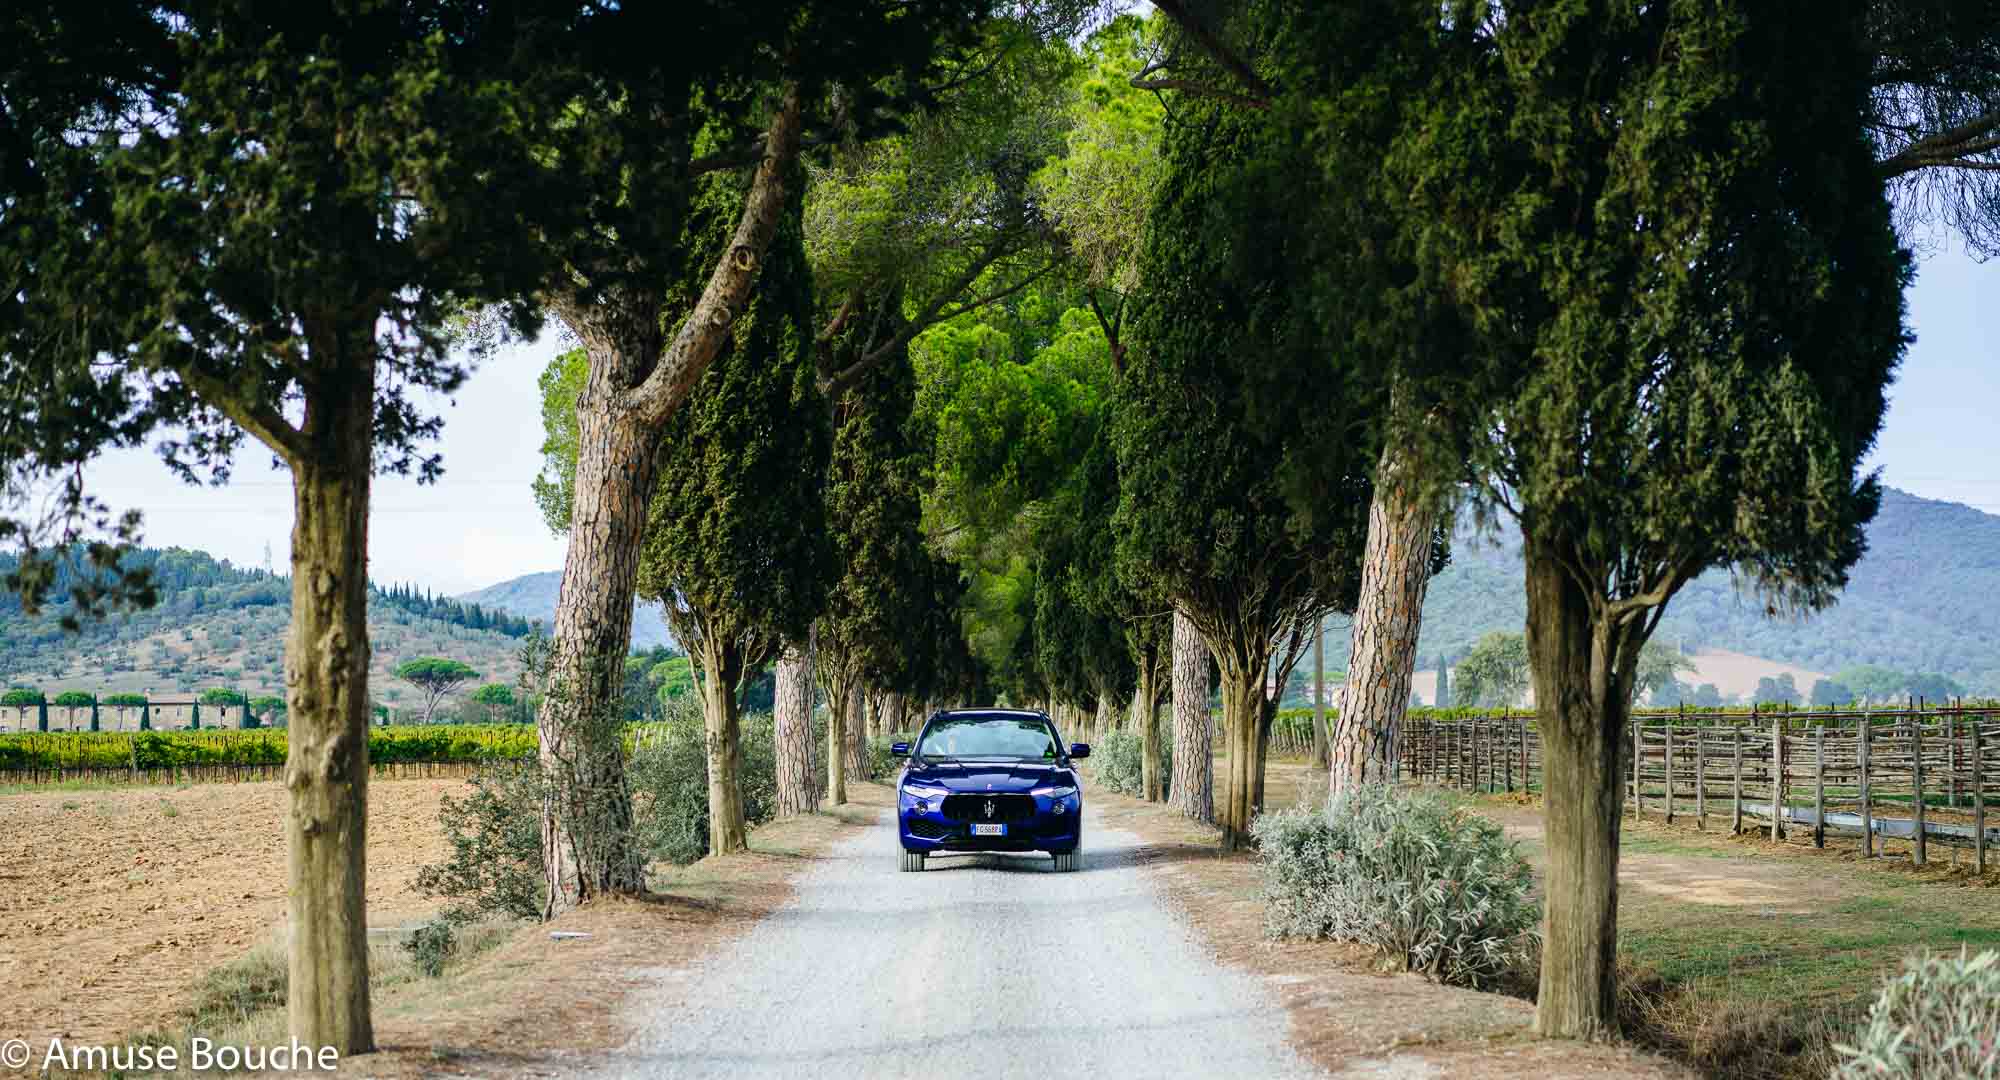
1093;730;1144;795
403;918;458;978
53;691;95;707
1833;948;2000;1079
866;732;914;780
414;760;547;924
627;697;781;866
1250;784;1538;988
1086;727;1172;797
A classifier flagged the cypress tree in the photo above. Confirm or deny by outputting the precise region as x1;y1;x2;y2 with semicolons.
634;157;832;855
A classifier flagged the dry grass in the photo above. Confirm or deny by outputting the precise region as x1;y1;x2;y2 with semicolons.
1091;762;1691;1079
1473;791;2000;1079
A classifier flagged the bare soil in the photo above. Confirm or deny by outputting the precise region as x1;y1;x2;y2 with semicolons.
0;779;460;1047
1090;764;1693;1079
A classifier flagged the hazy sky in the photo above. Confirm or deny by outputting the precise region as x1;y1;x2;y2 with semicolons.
71;243;1999;596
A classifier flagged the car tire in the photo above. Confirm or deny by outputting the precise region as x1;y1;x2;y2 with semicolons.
900;851;926;873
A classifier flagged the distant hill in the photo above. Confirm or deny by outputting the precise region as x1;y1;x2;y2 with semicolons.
1410;487;2000;694
458;571;675;651
0;547;534;706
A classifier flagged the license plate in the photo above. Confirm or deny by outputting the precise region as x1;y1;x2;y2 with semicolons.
971;823;1006;837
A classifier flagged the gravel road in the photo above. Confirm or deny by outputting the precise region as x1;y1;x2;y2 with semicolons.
584;801;1320;1079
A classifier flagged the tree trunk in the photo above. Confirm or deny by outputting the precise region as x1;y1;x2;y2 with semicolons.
773;641;817;818
1311;617;1330;768
1135;651;1162;801
845;684;867;780
1333;446;1437;795
1252;693;1277;813
1169;610;1213;823
824;664;850;805
1093;695;1116;745
696;642;747;856
537;403;653;916
1216;662;1263;849
1525;541;1625;1040
284;379;376;1055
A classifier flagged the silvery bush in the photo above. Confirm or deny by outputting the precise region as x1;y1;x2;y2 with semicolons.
1250;784;1538;988
1833;948;2000;1079
1089;727;1172;797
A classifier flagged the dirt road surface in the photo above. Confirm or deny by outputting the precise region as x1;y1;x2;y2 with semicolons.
584;803;1319;1080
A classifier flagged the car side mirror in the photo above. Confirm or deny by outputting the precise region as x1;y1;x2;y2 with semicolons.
891;742;910;757
1069;742;1090;760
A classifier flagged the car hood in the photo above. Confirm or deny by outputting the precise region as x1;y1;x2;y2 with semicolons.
902;760;1074;793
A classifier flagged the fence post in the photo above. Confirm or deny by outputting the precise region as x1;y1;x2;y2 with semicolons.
1732;724;1744;834
1504;710;1514;793
1860;713;1874;858
1771;716;1784;841
1813;724;1826;848
1665;723;1677;824
1914;719;1927;866
1974;719;1985;876
1694;726;1706;830
1950;717;1961;809
1520;717;1530;794
1633;717;1644;818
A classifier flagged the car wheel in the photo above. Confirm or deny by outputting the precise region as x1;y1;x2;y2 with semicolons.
900;851;926;873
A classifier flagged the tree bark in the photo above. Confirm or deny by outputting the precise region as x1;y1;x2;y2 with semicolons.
696;641;748;856
1524;539;1628;1040
1216;660;1263;849
845;683;867;779
1311;616;1330;768
824;664;850;805
1332;445;1437;795
1169;610;1213;823
1134;647;1162;801
536;87;806;915
538;403;652;915
773;641;817;818
283;372;376;1056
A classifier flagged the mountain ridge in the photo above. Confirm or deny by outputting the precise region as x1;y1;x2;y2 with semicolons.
457;571;675;650
1412;486;2000;693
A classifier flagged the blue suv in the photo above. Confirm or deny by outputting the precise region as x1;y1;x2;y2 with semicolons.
893;708;1090;872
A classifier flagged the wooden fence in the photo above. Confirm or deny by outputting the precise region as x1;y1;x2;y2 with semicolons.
1400;705;1998;874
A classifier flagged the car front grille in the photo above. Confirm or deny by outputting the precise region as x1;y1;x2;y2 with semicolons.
908;818;954;840
940;793;1035;824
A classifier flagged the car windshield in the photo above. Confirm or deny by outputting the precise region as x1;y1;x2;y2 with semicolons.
915;715;1060;762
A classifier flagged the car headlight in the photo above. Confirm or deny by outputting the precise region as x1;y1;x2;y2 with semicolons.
902;785;948;812
1031;785;1078;799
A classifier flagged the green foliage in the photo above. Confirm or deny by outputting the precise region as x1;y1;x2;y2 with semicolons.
402;919;458;979
1089;728;1171;798
1832;949;2000;1080
198;687;244;705
1033;14;1164;294
103;693;148;707
1;688;43;706
1251;785;1538;989
1454;632;1529;709
52;690;93;707
1752;674;1802;708
1396;0;1908;697
415;760;547;925
395;658;479;689
469;684;515;707
1810;679;1855;708
635;159;832;693
628;709;781;866
1113;85;1375;684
